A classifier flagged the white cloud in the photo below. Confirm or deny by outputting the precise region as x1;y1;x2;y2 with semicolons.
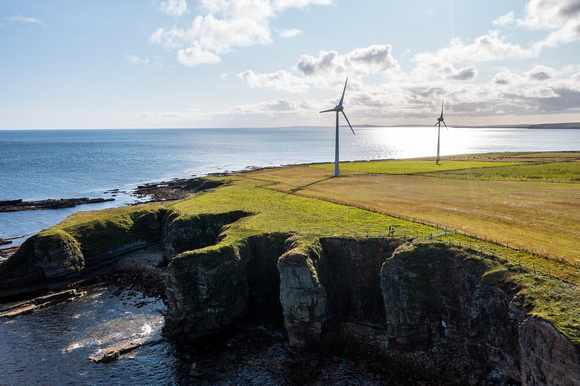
177;42;221;66
413;31;535;67
125;55;150;64
272;0;333;12
296;45;399;77
528;65;554;80
150;0;335;66
156;0;189;18
493;11;516;27
279;28;302;38
238;70;309;92
149;27;187;50
496;0;580;49
521;0;580;29
6;15;46;27
218;98;320;125
447;65;478;81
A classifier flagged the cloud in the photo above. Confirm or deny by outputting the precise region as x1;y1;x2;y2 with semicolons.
296;45;399;77
238;70;309;92
218;98;321;125
6;15;46;27
447;65;478;81
495;0;580;49
126;55;149;64
413;31;535;67
493;11;516;27
279;28;302;38
150;0;334;66
177;42;222;66
156;0;189;18
521;0;580;29
149;27;187;50
528;65;554;80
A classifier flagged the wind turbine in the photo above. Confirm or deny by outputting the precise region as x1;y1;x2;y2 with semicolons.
434;100;448;165
320;77;355;177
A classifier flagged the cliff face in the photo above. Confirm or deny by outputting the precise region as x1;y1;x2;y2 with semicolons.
165;235;580;384
163;232;287;341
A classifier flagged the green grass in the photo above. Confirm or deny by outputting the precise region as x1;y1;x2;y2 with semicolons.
169;177;431;238
433;161;580;183
312;159;523;174
250;165;580;264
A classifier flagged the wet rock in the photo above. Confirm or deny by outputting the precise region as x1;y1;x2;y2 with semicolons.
0;289;83;319
0;197;114;212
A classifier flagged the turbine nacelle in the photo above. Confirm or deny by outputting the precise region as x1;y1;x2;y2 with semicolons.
434;101;448;128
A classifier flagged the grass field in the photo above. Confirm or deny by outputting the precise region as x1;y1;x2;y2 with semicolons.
248;155;580;264
433;161;580;183
312;160;524;174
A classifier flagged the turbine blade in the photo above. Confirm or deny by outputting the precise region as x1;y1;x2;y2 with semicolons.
443;121;449;130
319;108;336;113
342;111;355;135
441;100;444;115
338;77;348;107
434;122;439;127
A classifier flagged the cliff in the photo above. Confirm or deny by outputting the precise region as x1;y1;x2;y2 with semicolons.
164;232;580;384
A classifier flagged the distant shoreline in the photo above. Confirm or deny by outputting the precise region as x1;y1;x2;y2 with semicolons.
355;122;580;130
0;122;579;131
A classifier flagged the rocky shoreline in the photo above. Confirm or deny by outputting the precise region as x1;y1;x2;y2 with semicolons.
0;197;115;212
130;177;223;202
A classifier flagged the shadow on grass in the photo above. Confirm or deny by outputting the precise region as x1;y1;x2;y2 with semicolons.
290;177;335;193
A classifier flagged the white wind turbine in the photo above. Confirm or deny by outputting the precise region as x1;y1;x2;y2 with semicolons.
434;100;448;165
319;77;355;177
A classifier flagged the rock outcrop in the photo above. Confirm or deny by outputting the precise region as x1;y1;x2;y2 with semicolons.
163;233;287;341
0;206;251;300
278;238;326;349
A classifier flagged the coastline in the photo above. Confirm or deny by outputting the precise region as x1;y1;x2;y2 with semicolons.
1;151;579;384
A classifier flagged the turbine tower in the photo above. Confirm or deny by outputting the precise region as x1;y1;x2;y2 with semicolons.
434;100;448;165
320;77;355;177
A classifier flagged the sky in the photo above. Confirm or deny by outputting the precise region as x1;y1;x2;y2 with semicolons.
1;0;580;129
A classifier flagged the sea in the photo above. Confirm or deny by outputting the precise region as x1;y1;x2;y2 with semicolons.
0;126;578;384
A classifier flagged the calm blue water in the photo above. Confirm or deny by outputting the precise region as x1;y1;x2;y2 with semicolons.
0;126;578;384
1;127;579;240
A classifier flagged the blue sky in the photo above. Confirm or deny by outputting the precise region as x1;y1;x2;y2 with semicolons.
1;0;579;129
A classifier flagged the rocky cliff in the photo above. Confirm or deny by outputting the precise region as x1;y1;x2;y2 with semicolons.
0;207;251;299
164;234;580;385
